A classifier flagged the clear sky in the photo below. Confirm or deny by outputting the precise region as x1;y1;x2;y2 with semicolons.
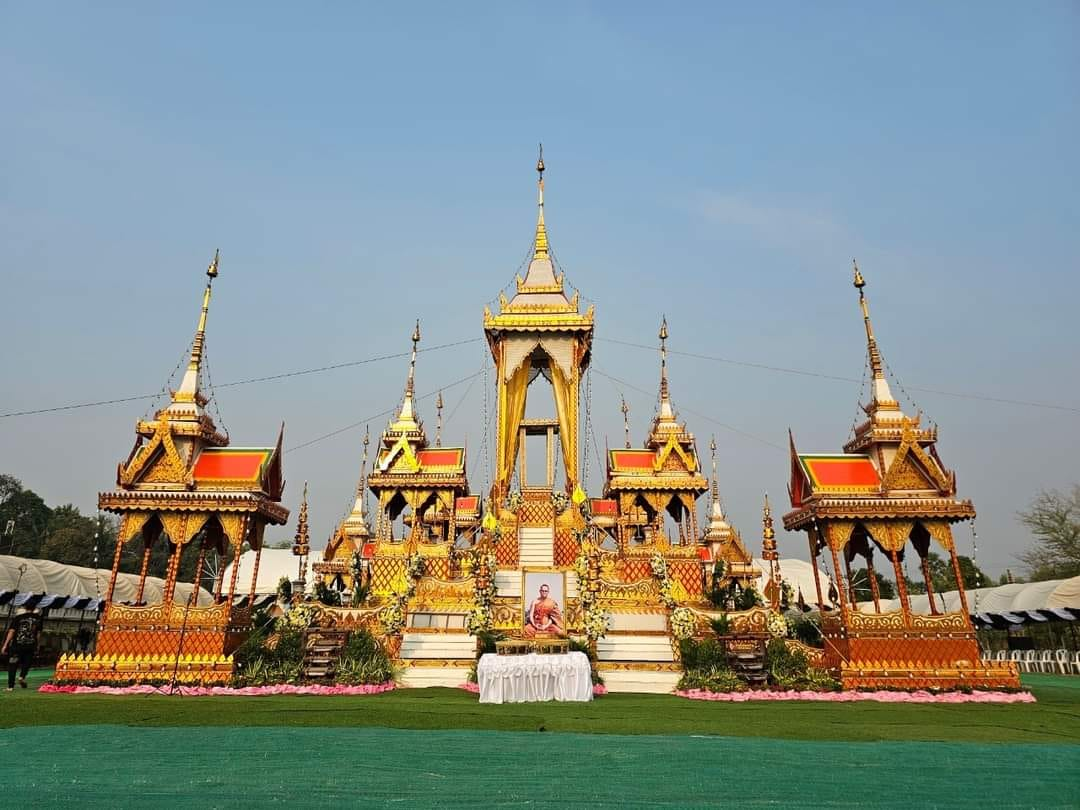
1;3;1077;578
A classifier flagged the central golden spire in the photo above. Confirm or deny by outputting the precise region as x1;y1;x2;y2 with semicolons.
390;320;423;433
533;143;548;259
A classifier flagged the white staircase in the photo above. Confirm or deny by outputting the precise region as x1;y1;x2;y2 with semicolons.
399;632;476;688
518;526;554;567
595;618;681;694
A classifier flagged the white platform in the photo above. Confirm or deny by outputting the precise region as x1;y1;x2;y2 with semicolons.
399;664;473;688
599;669;681;694
400;632;476;660
596;634;675;663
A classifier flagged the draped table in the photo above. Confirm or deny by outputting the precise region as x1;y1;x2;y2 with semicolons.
476;651;593;703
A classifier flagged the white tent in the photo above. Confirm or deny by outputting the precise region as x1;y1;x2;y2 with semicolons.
856;575;1080;622
221;548;301;595
750;557;838;609
0;554;212;606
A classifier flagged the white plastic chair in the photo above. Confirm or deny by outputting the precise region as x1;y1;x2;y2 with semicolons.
1053;649;1069;675
994;650;1007;662
1038;650;1054;673
1022;650;1038;673
1072;651;1080;676
1009;650;1024;671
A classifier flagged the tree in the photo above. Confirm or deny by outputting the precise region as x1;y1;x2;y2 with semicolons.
0;474;51;558
908;552;987;593
850;567;896;601
1018;485;1080;581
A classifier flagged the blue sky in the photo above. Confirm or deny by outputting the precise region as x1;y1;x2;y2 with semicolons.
1;2;1077;577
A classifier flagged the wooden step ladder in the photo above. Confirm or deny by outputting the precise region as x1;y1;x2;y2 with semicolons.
301;628;350;682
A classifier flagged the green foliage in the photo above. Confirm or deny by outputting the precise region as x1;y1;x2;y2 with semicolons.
474;629;505;655
677;637;742;692
764;638;840;691
314;580;342;606
788;614;823;647
336;630;398;685
677;667;745;693
232;620;305;686
710;614;730;637
850;567;896;600
679;637;728;673
1018;485;1080;580
276;576;292;603
706;579;763;611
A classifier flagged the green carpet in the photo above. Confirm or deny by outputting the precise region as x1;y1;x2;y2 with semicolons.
1;725;1076;808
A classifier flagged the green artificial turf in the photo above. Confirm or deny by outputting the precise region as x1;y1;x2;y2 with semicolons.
3;670;1080;744
1;725;1078;809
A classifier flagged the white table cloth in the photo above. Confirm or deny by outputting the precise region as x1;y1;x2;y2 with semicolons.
477;651;593;704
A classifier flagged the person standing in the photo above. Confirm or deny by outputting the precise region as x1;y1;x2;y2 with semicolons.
2;606;43;691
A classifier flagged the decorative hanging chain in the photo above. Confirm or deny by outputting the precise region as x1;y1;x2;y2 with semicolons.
582;365;592;491
970;519;981;612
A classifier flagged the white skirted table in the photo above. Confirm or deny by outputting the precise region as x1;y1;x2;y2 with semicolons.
477;651;593;704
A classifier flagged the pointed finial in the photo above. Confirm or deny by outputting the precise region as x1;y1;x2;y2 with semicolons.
406;319;421;396
533;145;548;258
355;426;371;500
762;492;775;540
658;315;670;404
710;435;719;506
621;396;631;448
435;391;444;447
851;260;895;406
173;250;220;403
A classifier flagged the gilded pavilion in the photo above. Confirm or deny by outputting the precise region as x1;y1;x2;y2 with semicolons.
782;263;1018;690
55;253;289;685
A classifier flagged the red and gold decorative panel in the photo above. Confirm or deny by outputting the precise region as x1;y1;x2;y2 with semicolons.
553;528;578;566
495;536;519;567
799;454;880;493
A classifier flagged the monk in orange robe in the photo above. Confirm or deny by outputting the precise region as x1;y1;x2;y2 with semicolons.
524;583;563;637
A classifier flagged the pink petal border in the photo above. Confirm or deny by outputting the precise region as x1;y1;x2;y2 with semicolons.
38;682;396;697
675;688;1036;703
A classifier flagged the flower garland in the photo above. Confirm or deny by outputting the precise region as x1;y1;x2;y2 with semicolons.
466;547;498;635
551;491;570;515
504;489;524;512
670;607;697;640
650;553;678;610
574;547;608;642
767;611;789;638
379;553;425;636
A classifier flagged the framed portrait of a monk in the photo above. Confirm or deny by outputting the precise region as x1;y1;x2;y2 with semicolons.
522;570;567;637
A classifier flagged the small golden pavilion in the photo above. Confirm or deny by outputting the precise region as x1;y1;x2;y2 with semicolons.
55;254;289;685
782;263;1018;690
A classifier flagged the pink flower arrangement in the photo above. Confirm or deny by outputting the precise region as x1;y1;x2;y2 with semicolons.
592;684;607;696
39;682;396;697
675;688;1035;704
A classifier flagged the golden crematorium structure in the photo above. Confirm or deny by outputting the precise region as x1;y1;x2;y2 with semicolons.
782;264;1019;690
55;254;289;685
312;155;768;692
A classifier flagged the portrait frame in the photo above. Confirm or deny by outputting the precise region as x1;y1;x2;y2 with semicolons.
521;568;567;637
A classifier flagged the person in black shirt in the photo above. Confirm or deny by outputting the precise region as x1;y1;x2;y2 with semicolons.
2;607;43;690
